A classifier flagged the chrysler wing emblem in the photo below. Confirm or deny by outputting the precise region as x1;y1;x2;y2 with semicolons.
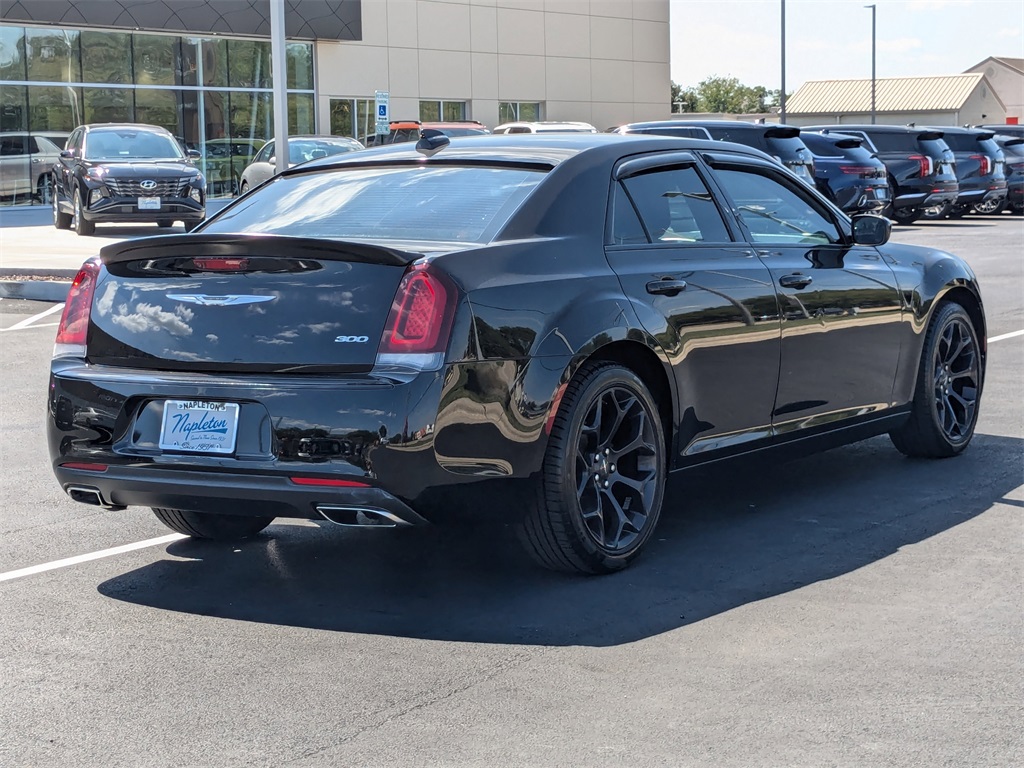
167;293;276;307
140;179;158;191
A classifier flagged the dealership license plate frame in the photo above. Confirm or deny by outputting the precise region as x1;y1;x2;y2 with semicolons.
138;196;161;210
159;400;240;455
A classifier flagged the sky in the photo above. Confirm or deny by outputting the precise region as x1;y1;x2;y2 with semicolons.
669;0;1024;91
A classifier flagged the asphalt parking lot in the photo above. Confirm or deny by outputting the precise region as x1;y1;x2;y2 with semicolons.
0;216;1021;766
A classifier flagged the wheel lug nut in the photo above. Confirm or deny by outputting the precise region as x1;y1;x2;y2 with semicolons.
594;474;600;481
604;448;610;455
603;480;609;488
609;464;616;472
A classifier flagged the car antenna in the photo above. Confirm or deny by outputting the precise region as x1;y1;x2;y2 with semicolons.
416;128;449;157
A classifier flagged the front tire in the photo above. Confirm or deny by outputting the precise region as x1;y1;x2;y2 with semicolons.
151;508;274;540
519;362;666;574
53;186;71;229
72;190;94;236
889;301;982;458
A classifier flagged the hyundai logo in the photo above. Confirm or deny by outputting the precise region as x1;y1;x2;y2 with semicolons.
139;179;158;191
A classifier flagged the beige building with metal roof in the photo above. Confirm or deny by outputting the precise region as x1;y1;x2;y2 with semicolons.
965;57;1024;122
785;73;1006;127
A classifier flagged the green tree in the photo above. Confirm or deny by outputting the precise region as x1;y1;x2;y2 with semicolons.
675;76;783;113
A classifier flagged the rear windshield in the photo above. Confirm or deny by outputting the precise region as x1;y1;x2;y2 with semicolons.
203;164;545;243
864;132;918;152
85;130;184;160
942;133;997;153
918;138;953;158
765;136;812;160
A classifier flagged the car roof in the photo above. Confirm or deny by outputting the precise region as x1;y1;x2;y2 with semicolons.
921;125;994;137
292;133;774;174
81;123;172;134
495;121;597;130
810;124;940;134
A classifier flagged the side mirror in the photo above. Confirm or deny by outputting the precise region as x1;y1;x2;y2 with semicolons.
851;214;891;246
187;149;201;159
60;149;74;158
267;156;276;165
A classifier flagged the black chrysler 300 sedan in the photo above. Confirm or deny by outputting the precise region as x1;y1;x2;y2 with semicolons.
48;133;986;574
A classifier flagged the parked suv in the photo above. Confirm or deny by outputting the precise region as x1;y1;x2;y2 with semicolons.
799;131;891;214
52;123;206;235
975;124;1024;139
0;131;68;204
492;121;597;134
370;120;489;145
975;135;1024;214
920;126;1006;218
806;125;958;224
612;121;816;186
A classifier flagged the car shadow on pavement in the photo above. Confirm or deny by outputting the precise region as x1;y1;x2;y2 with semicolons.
98;433;1023;647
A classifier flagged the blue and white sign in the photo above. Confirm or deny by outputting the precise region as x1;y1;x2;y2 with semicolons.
375;90;390;136
159;400;240;454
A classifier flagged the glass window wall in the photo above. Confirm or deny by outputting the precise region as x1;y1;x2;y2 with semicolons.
0;26;315;205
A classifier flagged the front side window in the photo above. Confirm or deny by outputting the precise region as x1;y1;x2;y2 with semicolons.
713;166;841;245
620;165;731;244
205;165;545;244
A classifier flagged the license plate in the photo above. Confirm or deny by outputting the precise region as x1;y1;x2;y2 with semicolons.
159;400;239;454
138;196;161;210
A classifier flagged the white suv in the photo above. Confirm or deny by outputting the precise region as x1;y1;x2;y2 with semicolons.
492;121;597;134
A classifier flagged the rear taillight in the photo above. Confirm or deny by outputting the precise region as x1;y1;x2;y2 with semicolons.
376;262;456;372
970;154;992;176
909;154;934;177
54;257;101;359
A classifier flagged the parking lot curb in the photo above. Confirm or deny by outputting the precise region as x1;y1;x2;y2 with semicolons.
0;269;75;302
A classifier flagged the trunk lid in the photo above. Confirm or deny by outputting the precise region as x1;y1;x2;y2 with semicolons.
87;234;420;373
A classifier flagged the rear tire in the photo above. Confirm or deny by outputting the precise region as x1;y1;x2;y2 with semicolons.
183;220;201;233
892;207;921;225
157;219;174;228
889;301;982;458
518;362;666;574
972;199;1006;215
151;507;274;540
239;181;249;195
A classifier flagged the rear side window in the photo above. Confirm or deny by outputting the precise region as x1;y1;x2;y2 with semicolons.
619;165;731;244
205;165;545;243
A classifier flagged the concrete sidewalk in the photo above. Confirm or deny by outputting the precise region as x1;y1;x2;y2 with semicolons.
0;200;231;301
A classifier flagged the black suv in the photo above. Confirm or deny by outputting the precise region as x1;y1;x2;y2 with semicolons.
806;125;958;224
921;126;1007;218
613;120;816;185
799;131;891;214
975;124;1024;140
976;135;1024;214
52;123;206;236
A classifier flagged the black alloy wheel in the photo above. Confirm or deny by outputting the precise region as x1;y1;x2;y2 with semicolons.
520;362;666;574
890;302;981;458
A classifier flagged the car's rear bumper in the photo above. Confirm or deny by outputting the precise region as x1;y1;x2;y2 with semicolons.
52;463;428;525
894;179;958;210
46;359;512;517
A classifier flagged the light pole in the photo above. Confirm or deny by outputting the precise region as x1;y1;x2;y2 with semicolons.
780;0;787;124
866;4;876;124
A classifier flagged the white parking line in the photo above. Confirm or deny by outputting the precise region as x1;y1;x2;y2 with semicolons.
989;329;1024;344
0;534;186;584
1;302;64;332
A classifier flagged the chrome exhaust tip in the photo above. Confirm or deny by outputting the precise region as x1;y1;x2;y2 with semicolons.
316;505;410;528
65;485;126;511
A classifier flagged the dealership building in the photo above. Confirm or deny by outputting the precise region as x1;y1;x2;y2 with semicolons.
0;0;670;203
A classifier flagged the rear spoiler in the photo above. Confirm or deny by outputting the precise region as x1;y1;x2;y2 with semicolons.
99;234;420;267
1002;137;1024;147
833;137;862;149
916;130;944;141
764;126;801;139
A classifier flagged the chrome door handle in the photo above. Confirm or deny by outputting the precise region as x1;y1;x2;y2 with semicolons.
779;274;813;289
646;279;687;297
